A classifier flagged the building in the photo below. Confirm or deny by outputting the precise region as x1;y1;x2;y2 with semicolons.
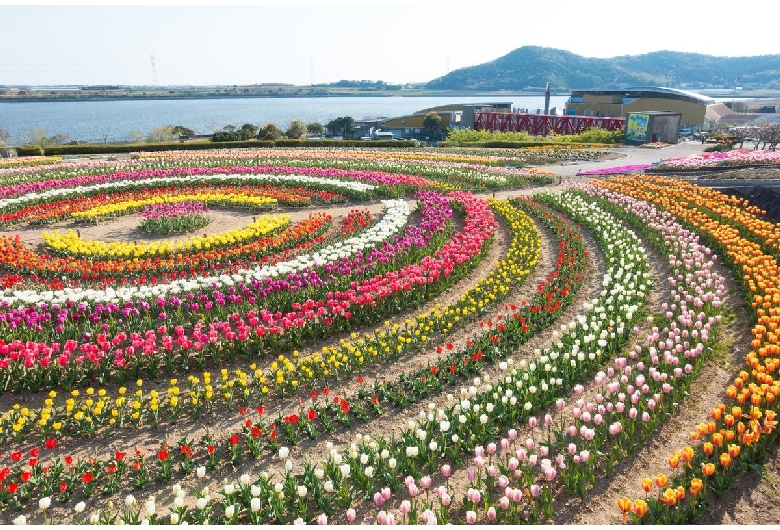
382;102;512;141
565;87;723;132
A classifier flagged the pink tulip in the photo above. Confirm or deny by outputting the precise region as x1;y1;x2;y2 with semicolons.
465;511;477;524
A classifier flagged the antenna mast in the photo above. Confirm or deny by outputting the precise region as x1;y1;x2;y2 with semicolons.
151;54;159;86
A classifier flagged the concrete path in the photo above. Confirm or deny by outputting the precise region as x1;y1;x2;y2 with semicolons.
551;140;711;179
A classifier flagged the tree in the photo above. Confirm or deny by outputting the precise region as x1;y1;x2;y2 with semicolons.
23;127;49;149
128;129;144;143
238;123;258;141
423;111;442;141
171;125;195;141
326;116;355;138
259;123;283;140
307;122;324;136
286;119;308;139
49;133;68;145
146;126;176;143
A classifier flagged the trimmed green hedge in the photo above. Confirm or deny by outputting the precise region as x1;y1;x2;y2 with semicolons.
19;139;417;157
437;140;612;149
15;146;45;156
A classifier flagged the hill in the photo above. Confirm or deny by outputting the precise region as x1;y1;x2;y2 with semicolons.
425;46;780;91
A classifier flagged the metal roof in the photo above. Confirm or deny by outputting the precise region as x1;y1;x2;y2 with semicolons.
570;86;715;105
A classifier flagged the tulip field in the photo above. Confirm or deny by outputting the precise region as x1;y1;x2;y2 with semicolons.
0;146;778;525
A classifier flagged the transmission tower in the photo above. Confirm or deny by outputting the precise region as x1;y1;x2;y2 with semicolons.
151;54;159;86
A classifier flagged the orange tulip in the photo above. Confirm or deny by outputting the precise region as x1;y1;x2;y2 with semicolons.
689;477;704;496
641;477;653;493
661;488;677;506
675;485;686;500
764;410;778;433
633;499;648;518
710;407;722;421
702;463;716;476
727;444;741;458
681;446;694;464
724;413;735;427
655;473;668;488
720;453;732;468
703;442;714;455
668;452;680;469
711;432;724;446
617;497;632;523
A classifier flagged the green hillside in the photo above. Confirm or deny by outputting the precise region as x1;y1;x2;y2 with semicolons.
425;46;780;91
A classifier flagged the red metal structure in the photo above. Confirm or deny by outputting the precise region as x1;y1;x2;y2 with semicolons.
474;112;625;136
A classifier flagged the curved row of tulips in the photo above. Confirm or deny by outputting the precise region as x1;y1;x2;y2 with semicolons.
43;211;289;261
0;197;541;445
604;175;780;263
592;175;780;524
0;172;378;225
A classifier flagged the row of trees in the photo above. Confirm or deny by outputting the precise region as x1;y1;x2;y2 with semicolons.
206;117;360;142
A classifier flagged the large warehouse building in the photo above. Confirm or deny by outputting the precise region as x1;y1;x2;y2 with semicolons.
564;87;731;132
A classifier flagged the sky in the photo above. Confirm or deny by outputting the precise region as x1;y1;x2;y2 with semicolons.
1;0;779;87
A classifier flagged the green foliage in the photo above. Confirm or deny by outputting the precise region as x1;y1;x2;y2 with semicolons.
146;126;176;143
15;145;45;156
286;119;308;139
39;140;274;156
306;122;325;136
445;127;621;146
704;143;732;152
140;214;210;235
171;125;195;140
550;126;624;144
423;111;442;137
446;128;533;144
259;123;283;141
326;116;355;136
210;124;258;142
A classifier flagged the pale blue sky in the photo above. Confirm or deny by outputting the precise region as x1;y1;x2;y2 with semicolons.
1;1;778;86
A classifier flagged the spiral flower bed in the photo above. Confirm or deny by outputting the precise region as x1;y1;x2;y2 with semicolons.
0;147;776;525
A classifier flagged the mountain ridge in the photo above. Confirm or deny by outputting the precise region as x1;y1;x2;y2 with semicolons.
425;46;780;91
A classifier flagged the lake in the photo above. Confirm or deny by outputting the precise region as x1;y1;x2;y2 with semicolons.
0;94;570;145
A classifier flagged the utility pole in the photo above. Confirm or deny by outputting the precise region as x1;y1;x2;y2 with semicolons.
151;55;159;86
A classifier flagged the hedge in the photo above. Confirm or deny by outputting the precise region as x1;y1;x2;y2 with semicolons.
18;139;418;157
